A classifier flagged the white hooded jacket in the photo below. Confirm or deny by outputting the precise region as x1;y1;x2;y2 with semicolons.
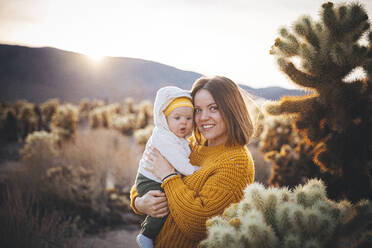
138;86;199;183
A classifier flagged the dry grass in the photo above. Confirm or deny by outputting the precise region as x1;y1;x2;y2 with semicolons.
40;128;141;220
0;180;82;248
1;128;143;241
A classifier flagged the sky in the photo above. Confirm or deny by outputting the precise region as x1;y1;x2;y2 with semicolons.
1;0;372;89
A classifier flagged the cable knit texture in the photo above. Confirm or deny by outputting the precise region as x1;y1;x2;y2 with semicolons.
130;136;255;248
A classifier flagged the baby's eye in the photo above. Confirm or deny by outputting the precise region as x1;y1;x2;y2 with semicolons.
186;117;192;120
174;117;180;120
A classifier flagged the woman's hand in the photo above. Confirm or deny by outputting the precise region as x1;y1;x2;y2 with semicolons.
143;146;176;180
134;190;169;218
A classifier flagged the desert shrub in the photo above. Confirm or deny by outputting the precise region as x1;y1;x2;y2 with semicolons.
20;131;60;174
200;179;372;248
267;1;372;202
0;183;81;248
18;128;141;231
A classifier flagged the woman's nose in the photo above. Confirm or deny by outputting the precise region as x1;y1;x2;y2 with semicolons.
200;110;209;120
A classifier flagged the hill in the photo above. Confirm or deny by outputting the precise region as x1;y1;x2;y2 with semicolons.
0;44;307;103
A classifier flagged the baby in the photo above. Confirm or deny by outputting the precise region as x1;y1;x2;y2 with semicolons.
135;86;199;248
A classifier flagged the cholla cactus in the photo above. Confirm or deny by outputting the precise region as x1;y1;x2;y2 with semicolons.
111;114;137;135
134;124;154;146
91;99;105;109
200;179;372;248
259;117;333;194
50;104;79;141
135;100;153;129
17;102;40;140
259;116;297;153
267;2;372;201
0;107;18;141
40;98;59;131
88;104;123;129
78;98;91;119
124;97;136;114
88;108;102;129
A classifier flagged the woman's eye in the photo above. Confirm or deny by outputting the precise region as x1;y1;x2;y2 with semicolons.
210;106;218;111
194;108;201;113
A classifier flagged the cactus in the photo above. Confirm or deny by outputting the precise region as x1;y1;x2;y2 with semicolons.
17;102;40;140
134;124;154;146
0;107;18;141
50;104;79;141
78;98;91;121
200;179;372;248
111;114;137;135
268;1;372;202
88;104;123;129
40;98;59;131
124;97;136;114
91;99;105;109
135;100;153;129
259;117;341;198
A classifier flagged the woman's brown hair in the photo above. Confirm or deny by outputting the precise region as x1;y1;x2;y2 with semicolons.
191;76;254;146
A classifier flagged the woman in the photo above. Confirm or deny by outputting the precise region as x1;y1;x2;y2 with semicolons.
130;76;255;247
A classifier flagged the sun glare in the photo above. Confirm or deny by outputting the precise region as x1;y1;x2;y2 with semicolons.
86;53;105;62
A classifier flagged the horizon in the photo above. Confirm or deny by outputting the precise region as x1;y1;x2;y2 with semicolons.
0;42;303;90
1;0;372;89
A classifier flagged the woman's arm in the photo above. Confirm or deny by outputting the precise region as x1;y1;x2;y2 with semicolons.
162;165;253;240
144;147;255;240
129;185;169;218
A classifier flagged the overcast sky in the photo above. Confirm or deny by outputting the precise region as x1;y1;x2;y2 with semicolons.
1;0;372;89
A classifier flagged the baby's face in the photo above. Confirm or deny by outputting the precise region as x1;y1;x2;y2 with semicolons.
166;106;194;138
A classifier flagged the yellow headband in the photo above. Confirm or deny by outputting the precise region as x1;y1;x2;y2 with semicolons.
164;97;193;117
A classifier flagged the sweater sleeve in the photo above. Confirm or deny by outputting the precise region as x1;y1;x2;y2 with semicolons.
161;155;254;241
129;185;144;215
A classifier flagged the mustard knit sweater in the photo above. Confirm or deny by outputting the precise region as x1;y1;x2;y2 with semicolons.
130;138;255;248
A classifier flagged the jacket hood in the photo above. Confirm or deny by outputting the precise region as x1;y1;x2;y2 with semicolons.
153;86;192;131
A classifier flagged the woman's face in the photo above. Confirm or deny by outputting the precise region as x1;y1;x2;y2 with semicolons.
194;89;227;146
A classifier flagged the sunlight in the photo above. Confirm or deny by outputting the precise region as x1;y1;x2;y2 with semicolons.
85;53;105;62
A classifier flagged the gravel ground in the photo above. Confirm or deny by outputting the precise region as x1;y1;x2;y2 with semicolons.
80;225;140;248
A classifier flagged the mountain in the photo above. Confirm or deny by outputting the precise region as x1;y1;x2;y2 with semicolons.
0;44;308;103
240;85;310;101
